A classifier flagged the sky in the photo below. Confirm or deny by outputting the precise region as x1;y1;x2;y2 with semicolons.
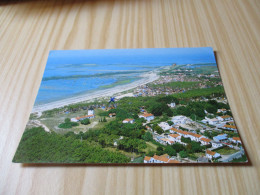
46;47;216;66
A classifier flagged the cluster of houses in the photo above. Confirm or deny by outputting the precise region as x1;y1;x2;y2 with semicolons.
201;115;237;131
122;112;155;124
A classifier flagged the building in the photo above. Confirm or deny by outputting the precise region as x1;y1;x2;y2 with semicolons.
168;134;181;143
200;137;212;146
160;138;174;145
109;113;116;117
158;122;172;131
139;113;155;121
168;102;176;108
71;115;95;122
231;137;242;144
188;132;205;142
88;109;94;115
144;154;180;163
122;118;135;124
206;150;221;160
202;117;219;125
170;128;190;138
211;142;223;149
213;134;228;142
171;115;189;125
217;108;227;113
222;125;237;131
217;115;232;121
144;156;152;163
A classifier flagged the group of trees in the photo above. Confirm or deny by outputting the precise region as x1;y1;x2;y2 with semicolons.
172;99;230;120
58;118;79;129
13;127;130;163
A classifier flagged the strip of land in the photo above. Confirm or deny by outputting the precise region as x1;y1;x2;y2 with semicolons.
32;71;160;113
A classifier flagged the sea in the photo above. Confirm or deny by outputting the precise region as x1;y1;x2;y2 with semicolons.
34;63;172;105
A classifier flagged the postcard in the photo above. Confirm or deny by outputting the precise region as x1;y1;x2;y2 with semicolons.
13;47;249;165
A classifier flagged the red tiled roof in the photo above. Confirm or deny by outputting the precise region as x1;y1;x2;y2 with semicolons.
75;115;94;120
206;150;216;156
144;156;151;161
142;113;154;117
232;137;241;141
200;138;212;142
123;118;134;121
224;125;237;129
221;115;231;119
168;160;180;163
169;134;180;138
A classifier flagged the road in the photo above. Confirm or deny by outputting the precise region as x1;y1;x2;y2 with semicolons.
219;150;244;162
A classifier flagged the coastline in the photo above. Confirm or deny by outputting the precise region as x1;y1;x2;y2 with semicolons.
32;71;160;113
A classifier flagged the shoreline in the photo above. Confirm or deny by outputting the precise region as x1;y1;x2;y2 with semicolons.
32;70;161;113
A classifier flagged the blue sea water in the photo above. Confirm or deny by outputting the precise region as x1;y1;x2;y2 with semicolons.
34;63;170;105
35;48;217;105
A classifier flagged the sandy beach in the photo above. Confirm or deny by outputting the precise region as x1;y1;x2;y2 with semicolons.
32;71;160;113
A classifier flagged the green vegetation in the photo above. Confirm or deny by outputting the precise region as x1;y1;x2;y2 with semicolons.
149;81;199;90
81;118;90;125
231;154;248;162
172;86;225;99
213;147;237;155
58;118;79;129
13;127;130;163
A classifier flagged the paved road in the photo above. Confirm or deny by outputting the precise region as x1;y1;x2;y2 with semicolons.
219;150;244;162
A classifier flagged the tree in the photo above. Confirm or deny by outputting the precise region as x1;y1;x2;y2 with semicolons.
142;132;153;142
179;150;188;158
154;125;164;135
167;121;173;126
147;151;155;157
181;137;191;143
81;118;90;125
65;118;71;123
165;146;176;156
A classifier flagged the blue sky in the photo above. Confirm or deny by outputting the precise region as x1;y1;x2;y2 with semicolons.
47;47;216;66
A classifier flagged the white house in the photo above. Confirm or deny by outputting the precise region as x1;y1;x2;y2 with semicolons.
188;132;205;142
71;115;95;122
211;142;223;149
206;150;221;160
123;118;135;124
139;113;155;121
217;108;227;113
168;102;176;108
144;154;180;163
171;115;189;125
213;134;228;142
160;138;174;145
168;134;181;143
202;117;219;125
217;115;232;121
88;109;94;115
170;128;190;138
109;113;116;117
222;125;237;131
158;122;172;131
200;137;212;146
230;137;242;144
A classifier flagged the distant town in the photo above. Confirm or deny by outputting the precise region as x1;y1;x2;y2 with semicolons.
13;64;247;164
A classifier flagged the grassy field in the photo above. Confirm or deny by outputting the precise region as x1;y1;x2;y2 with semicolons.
106;147;140;159
143;141;157;153
38;108;115;134
213;147;237;155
